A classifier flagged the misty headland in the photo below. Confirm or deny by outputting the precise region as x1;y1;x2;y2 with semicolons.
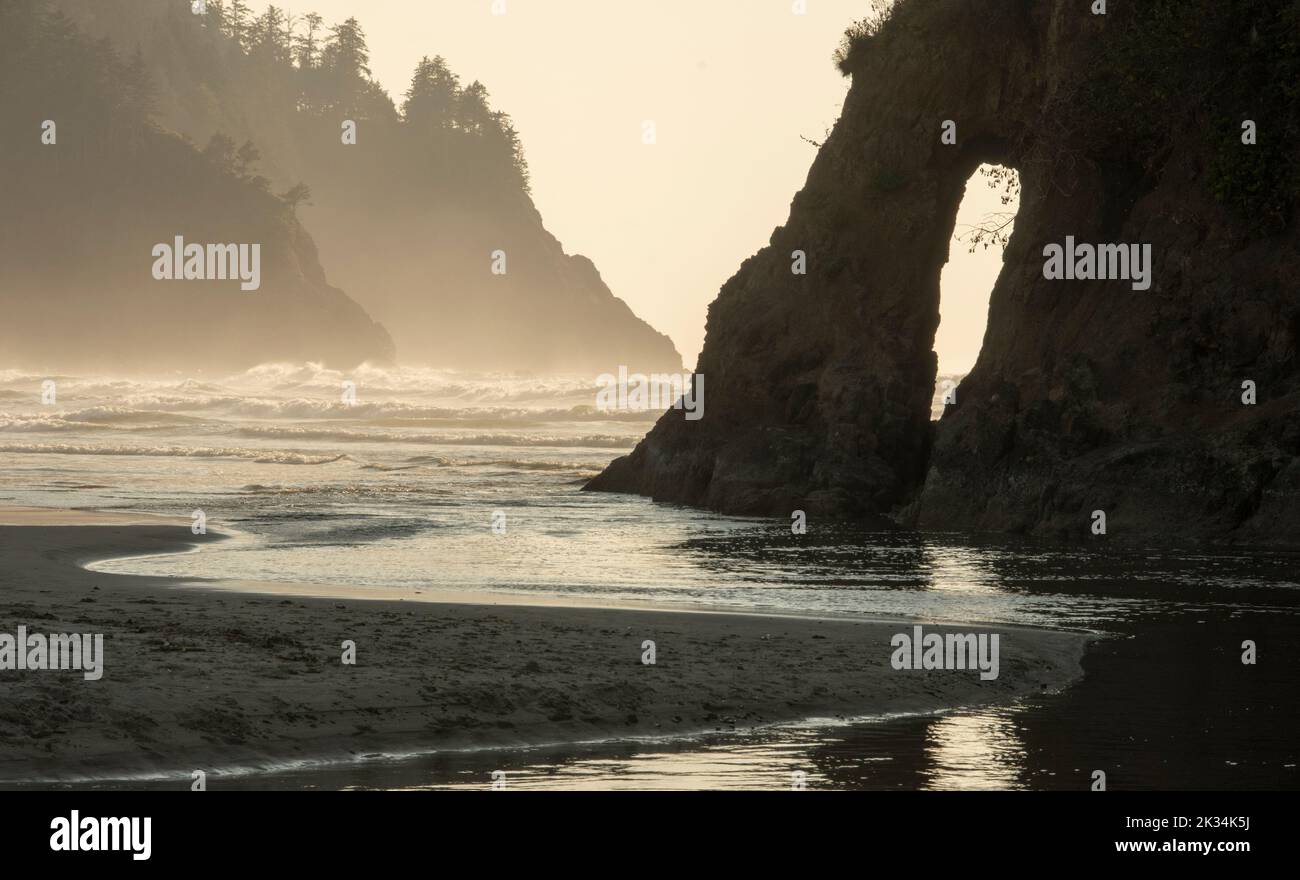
1;0;680;373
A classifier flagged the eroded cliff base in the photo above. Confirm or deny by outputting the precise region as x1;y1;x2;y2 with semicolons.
589;0;1300;546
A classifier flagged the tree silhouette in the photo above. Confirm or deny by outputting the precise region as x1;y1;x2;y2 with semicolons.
279;181;312;213
227;0;252;52
324;17;370;78
321;16;371;114
251;6;291;66
403;55;460;132
294;12;323;69
457;81;494;136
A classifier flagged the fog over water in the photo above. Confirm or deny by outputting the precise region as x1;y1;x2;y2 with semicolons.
1;365;1294;626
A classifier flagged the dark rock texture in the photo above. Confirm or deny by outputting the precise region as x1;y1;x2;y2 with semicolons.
589;0;1300;545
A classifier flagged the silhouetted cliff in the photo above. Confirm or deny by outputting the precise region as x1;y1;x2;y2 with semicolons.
589;0;1300;545
51;0;682;372
0;0;394;371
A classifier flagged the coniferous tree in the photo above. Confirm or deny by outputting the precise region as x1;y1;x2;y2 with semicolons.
282;11;297;60
251;6;290;66
323;17;370;78
202;0;229;38
322;16;371;114
294;12;323;69
226;0;252;52
456;81;493;136
402;55;459;135
490;112;530;193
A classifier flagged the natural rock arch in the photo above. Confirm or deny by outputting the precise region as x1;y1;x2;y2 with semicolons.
589;0;1300;545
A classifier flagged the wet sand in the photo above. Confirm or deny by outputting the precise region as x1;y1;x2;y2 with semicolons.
0;507;1090;786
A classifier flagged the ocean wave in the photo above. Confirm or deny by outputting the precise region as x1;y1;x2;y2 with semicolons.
0;372;233;396
433;434;634;449
0;364;681;436
0;363;678;413
0;443;350;465
0;364;604;401
0;409;211;432
235;424;635;448
238;483;453;496
0;416;116;433
61;406;212;425
228;361;603;401
455;459;603;473
403;454;450;466
2;395;655;423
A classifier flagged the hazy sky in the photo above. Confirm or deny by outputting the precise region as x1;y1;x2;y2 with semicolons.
275;0;1007;373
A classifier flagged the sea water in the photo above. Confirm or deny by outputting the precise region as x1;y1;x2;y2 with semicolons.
2;364;1297;789
5;363;1293;626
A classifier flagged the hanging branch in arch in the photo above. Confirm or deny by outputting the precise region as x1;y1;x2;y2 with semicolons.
955;165;1020;253
955;211;1016;252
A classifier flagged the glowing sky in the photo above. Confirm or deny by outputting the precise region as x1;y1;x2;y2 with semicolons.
274;0;1008;372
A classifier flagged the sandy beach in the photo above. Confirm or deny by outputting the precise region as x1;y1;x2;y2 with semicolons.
0;506;1090;785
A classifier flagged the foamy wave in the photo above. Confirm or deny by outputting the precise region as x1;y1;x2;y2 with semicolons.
0;415;115;433
60;406;210;425
434;434;633;449
0;372;232;395
455;459;602;472
0;410;213;434
235;424;634;448
3;395;652;423
0;363;659;410
0;443;350;465
238;483;453;496
227;362;602;402
0;364;673;426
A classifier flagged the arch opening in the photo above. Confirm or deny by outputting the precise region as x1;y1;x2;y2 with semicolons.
932;163;1020;420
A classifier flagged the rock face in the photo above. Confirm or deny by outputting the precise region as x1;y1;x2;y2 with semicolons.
589;0;1300;545
49;0;682;374
0;0;394;372
0;135;397;373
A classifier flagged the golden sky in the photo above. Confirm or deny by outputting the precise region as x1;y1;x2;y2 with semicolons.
275;0;1008;372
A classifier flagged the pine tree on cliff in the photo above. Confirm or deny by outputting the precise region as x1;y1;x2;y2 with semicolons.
0;0;397;369
322;16;371;115
250;6;291;67
457;80;493;136
201;0;228;39
293;12;324;70
403;56;461;133
225;0;252;52
323;17;371;78
486;110;530;194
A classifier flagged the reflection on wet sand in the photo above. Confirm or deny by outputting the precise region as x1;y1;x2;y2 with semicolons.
922;709;1026;790
122;706;1031;791
409;705;1030;792
12;521;1297;792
